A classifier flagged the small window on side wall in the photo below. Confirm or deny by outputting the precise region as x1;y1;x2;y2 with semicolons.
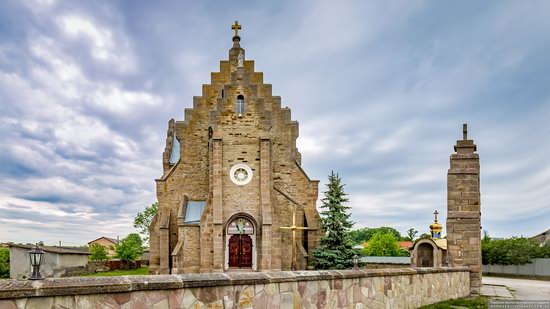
236;95;244;117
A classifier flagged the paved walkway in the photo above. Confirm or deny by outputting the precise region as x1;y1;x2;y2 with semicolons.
482;276;550;300
481;283;513;298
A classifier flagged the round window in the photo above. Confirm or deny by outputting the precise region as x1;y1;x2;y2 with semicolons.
230;164;253;185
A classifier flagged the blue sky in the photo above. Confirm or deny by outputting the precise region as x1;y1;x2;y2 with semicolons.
0;0;549;245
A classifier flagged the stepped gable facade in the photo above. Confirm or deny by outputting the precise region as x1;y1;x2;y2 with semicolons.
149;23;322;274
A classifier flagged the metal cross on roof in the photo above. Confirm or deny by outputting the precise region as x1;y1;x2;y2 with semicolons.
434;210;439;222
231;21;242;36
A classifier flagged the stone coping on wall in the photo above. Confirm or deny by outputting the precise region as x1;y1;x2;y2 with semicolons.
0;267;469;300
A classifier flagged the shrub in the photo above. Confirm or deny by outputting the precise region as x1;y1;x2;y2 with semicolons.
115;233;144;263
89;243;108;261
0;248;9;278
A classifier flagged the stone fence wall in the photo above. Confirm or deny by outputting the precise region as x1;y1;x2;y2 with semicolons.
0;267;470;309
364;263;410;269
362;256;411;270
483;258;550;277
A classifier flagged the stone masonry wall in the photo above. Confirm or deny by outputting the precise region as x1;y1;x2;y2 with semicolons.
150;35;321;274
0;268;470;309
446;125;482;295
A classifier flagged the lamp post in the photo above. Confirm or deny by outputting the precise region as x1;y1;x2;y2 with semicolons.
29;243;45;280
353;254;359;270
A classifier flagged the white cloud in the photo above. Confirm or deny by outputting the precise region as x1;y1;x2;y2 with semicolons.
92;85;161;112
2;1;550;244
57;15;136;72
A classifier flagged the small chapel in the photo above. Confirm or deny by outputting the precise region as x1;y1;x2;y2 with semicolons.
148;22;322;274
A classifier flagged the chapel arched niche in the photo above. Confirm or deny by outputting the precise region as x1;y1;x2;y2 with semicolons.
417;242;435;267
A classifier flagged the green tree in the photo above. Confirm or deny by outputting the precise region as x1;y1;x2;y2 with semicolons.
482;236;550;265
348;228;371;245
133;202;158;243
0;247;9;279
89;243;108;261
115;233;144;263
349;226;403;244
312;171;356;269
362;231;408;257
418;233;431;240
405;228;418;241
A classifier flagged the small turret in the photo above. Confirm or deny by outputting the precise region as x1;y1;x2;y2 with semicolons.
430;210;442;239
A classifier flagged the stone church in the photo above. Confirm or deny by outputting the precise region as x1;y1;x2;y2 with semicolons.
149;23;322;274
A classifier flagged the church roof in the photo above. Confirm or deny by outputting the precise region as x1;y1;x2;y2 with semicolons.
530;228;550;245
411;238;447;251
433;238;447;250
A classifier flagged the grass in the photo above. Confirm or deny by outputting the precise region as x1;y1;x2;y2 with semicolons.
83;267;149;277
419;296;488;309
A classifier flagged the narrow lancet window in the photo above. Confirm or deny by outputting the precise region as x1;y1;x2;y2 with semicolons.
236;95;244;117
169;132;180;164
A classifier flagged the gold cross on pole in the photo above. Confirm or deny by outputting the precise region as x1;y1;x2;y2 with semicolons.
231;21;242;36
280;211;310;270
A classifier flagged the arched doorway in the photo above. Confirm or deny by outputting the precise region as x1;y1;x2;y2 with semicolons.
417;243;434;267
225;216;256;270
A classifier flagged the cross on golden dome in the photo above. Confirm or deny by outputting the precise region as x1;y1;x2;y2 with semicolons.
433;210;439;222
231;21;242;36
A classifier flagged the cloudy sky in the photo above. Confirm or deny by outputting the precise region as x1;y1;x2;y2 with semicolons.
1;0;549;245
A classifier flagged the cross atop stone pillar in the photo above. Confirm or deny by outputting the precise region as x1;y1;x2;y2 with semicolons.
446;124;481;295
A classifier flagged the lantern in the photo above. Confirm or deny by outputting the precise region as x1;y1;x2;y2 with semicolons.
353;254;359;270
29;243;45;280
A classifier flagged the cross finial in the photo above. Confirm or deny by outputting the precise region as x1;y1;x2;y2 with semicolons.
433;210;439;222
231;21;242;36
463;123;468;140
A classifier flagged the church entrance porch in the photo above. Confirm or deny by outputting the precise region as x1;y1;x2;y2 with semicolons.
228;235;253;268
225;215;257;270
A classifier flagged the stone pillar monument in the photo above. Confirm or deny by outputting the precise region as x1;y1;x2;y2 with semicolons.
446;124;481;295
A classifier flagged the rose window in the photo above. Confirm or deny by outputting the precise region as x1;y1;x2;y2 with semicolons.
229;164;253;185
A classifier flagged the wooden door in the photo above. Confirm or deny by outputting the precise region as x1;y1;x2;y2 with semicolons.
228;235;241;267
240;236;253;267
228;235;253;268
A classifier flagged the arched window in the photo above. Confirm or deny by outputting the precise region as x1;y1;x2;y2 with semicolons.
236;95;244;117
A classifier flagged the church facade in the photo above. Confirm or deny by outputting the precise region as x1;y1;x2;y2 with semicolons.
149;23;322;274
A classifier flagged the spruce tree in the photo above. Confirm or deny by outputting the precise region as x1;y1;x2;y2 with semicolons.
312;171;356;269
